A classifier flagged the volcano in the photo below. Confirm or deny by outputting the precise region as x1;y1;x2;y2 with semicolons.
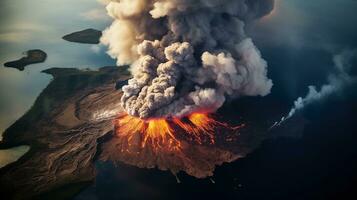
0;66;305;199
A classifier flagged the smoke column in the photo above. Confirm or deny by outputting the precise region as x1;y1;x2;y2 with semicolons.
101;0;274;119
271;50;357;128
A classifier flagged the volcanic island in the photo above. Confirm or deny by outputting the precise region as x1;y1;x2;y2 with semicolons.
4;49;47;71
62;29;102;44
0;66;306;199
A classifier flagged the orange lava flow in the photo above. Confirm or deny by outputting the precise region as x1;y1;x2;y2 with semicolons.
115;112;244;151
115;114;181;151
173;113;216;144
144;118;181;150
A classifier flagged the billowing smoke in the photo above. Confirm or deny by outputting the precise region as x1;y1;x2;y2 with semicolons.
101;0;274;119
272;49;357;128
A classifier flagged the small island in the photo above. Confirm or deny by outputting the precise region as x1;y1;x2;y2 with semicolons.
62;29;102;44
4;49;47;71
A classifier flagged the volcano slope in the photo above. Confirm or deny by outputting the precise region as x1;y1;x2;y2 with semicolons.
0;66;130;199
0;66;305;199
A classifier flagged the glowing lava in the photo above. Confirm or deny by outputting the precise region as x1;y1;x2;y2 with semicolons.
115;112;244;152
174;113;224;144
115;114;181;151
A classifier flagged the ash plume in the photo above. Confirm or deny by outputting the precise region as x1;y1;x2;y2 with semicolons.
272;49;357;128
101;0;274;119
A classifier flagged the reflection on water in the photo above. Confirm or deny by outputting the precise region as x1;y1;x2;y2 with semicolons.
0;0;114;167
0;145;30;168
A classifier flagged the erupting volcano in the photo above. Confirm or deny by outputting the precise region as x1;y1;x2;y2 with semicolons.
101;0;273;120
115;112;245;152
103;110;250;178
100;0;275;178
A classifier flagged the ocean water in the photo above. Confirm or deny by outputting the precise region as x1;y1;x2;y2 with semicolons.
75;0;357;199
0;0;114;168
0;0;357;199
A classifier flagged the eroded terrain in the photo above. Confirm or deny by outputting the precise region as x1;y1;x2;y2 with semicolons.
0;65;305;199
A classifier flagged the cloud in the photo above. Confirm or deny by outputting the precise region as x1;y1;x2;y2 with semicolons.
101;0;274;119
80;8;110;21
272;49;357;128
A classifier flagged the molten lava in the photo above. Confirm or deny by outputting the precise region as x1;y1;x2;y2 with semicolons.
173;113;236;144
115;114;180;151
115;112;244;152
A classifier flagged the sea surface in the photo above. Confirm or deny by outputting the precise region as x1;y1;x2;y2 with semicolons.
1;0;357;199
0;0;114;167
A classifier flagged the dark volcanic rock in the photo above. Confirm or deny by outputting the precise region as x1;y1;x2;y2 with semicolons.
99;112;299;179
4;49;47;71
100;131;241;178
0;66;130;199
0;63;306;198
62;29;102;44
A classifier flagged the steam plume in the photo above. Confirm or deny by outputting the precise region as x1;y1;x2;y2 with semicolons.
272;49;357;128
101;0;274;119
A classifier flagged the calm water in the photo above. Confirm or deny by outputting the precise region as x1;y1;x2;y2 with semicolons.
76;0;357;199
0;0;114;167
1;0;357;199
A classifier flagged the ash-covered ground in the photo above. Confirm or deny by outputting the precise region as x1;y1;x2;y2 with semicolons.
0;65;305;199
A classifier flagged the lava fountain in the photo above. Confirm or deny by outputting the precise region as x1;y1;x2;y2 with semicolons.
102;0;275;177
114;112;244;153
